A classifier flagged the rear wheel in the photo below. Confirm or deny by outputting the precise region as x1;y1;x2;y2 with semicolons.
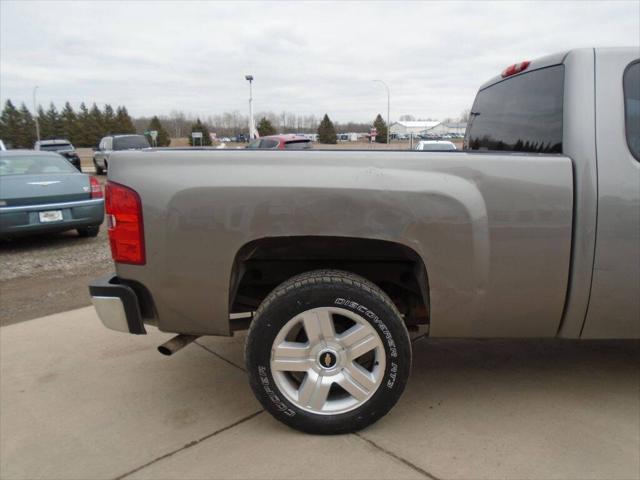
77;226;100;237
94;160;104;175
245;270;411;434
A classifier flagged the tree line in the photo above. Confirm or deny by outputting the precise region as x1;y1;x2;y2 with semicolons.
0;100;137;149
1;98;395;149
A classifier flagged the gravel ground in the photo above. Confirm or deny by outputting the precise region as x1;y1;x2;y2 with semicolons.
0;176;112;326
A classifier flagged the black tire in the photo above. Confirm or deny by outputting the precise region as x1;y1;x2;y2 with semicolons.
245;269;411;434
94;160;104;175
77;226;100;237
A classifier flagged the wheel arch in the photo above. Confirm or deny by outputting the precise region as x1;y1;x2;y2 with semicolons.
228;235;430;331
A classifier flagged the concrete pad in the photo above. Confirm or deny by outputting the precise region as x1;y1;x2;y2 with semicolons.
360;338;640;480
127;413;425;480
197;331;247;370
0;307;260;480
2;308;638;480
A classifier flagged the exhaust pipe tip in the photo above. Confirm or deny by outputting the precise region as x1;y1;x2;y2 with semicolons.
158;334;200;356
157;345;173;356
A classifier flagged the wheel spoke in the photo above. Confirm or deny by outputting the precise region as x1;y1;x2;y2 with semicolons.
344;362;377;391
297;371;332;410
339;324;370;348
302;309;335;344
271;341;312;372
338;369;370;401
344;330;379;361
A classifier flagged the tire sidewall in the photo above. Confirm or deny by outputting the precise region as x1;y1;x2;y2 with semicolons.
246;277;411;434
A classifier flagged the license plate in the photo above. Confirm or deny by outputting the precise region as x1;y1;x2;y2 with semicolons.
39;210;63;222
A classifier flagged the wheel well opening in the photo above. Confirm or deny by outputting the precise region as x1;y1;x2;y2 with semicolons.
229;236;430;330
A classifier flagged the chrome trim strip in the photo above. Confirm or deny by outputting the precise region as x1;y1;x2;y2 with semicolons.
0;198;103;213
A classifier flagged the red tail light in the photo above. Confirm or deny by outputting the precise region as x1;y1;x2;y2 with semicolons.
501;60;530;78
89;176;103;199
105;181;145;265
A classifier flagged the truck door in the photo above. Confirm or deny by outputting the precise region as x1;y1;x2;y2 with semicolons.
581;49;640;338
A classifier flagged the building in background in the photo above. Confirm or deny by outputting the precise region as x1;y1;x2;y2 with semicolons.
389;120;440;136
429;122;468;136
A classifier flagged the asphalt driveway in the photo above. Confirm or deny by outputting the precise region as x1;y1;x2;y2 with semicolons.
1;307;638;480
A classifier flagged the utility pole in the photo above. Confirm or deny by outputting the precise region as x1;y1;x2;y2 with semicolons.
245;75;254;139
32;86;41;143
373;80;390;144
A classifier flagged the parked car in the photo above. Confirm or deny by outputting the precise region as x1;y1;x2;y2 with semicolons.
415;140;457;151
246;134;313;150
90;48;639;434
231;134;248;143
34;139;81;171
0;150;104;238
93;134;150;175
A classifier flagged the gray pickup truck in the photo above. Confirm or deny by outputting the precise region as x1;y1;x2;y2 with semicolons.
90;48;639;434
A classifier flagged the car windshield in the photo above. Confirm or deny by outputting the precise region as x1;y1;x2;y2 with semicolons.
113;136;149;150
0;154;78;176
284;140;312;150
39;143;73;151
419;143;456;151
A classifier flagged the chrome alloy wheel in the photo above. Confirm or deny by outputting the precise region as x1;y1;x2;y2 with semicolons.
270;306;386;415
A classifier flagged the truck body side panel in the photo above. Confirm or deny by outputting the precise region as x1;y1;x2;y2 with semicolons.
112;150;573;338
581;48;640;338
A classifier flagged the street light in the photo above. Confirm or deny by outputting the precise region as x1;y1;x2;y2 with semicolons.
32;86;40;143
245;75;254;140
373;79;390;144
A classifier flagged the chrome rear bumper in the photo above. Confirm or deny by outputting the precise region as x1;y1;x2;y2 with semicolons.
89;275;146;334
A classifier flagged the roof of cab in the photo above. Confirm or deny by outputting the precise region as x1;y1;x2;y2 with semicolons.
478;50;570;91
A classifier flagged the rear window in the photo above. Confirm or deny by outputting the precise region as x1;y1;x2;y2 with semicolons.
624;60;640;161
465;65;564;153
284;140;312;150
0;154;78;176
113;136;149;150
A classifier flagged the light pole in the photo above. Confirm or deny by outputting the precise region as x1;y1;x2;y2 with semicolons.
373;79;390;144
245;75;254;139
32;86;40;143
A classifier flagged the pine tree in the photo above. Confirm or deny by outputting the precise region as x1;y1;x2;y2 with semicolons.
189;118;212;146
146;116;171;146
18;103;36;148
76;103;91;147
373;114;388;144
257;117;276;136
60;102;77;143
103;104;116;134
86;103;104;147
115;106;136;133
0;100;22;148
45;103;62;139
317;114;337;144
37;105;50;140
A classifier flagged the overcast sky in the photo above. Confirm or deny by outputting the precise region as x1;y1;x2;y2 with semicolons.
1;1;638;123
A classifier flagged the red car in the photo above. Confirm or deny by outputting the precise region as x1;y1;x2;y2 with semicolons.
246;134;313;150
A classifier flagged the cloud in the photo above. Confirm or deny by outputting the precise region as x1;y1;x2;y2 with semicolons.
1;0;638;122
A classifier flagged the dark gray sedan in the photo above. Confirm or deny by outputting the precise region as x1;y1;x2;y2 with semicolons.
0;150;104;238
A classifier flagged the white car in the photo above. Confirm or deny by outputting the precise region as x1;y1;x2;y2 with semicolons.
415;140;457;151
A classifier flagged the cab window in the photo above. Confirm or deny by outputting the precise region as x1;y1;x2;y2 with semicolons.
624;60;640;161
465;65;564;153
